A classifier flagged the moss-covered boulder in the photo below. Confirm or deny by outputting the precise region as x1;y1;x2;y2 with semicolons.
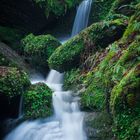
23;83;52;119
49;18;127;72
0;67;30;98
22;33;61;74
48;36;84;72
110;64;140;114
110;64;140;140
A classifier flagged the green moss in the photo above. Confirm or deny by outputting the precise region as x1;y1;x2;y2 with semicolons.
122;7;140;40
113;109;140;140
55;2;140;139
112;40;140;83
108;0;137;17
49;18;127;72
110;64;140;139
80;43;121;110
34;0;81;16
81;29;140;111
84;18;127;48
22;33;61;73
81;85;105;110
89;0;115;23
110;64;140;114
63;68;85;91
23;83;52;119
48;36;84;72
0;67;30;98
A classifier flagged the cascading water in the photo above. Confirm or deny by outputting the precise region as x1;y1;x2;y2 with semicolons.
4;0;92;139
59;0;92;43
71;0;92;37
5;70;86;140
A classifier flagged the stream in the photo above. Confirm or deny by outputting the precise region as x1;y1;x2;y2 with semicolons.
4;0;92;140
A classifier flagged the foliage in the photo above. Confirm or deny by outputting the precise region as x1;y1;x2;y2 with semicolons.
34;0;81;16
122;7;140;40
23;83;52;119
49;18;127;72
113;109;140;140
108;0;137;17
59;1;140;140
110;64;140;114
0;67;30;98
89;0;115;23
63;68;84;91
22;33;61;73
48;36;84;72
111;64;140;139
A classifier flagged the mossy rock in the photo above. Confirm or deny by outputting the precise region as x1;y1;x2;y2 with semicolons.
22;33;61;73
23;83;52;119
48;36;84;72
49;18;127;72
84;18;127;49
0;67;30;99
110;64;140;114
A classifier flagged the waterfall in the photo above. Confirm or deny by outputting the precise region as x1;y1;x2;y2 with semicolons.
71;0;92;37
59;0;92;43
4;0;92;139
5;70;87;140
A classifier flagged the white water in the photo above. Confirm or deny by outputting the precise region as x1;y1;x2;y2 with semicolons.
5;70;86;140
4;0;92;139
71;0;92;37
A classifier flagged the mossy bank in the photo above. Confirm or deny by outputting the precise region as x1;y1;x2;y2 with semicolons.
48;0;140;140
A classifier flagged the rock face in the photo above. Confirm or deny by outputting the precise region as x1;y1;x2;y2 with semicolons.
84;112;114;140
0;42;31;72
0;0;48;33
0;0;80;34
